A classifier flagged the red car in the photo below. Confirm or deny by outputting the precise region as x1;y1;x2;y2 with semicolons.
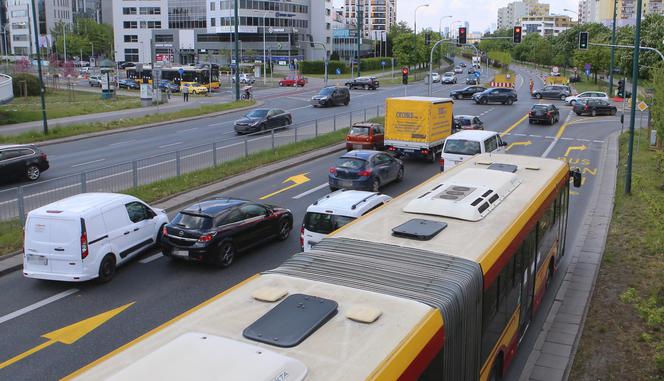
346;122;384;151
279;75;306;87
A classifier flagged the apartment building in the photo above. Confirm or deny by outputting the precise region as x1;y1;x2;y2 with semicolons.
5;0;72;56
595;0;663;26
343;0;396;39
578;0;599;23
520;15;573;37
497;0;550;29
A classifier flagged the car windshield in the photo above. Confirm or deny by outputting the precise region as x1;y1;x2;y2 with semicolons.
532;105;549;111
444;72;454;76
349;126;370;136
457;118;472;126
304;212;355;234
319;87;335;95
171;212;212;230
335;157;367;170
246;109;269;117
444;139;482;155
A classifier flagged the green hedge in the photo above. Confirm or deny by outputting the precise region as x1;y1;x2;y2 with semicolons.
300;60;348;74
11;73;41;96
360;57;393;71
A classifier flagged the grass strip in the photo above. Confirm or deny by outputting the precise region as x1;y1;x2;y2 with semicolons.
570;129;664;380
0;100;255;145
0;127;349;256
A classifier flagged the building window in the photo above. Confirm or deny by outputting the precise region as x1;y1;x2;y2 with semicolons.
124;35;139;43
123;21;138;29
210;1;215;11
123;7;137;15
12;34;29;42
210;18;216;26
140;21;162;29
125;48;139;62
155;34;174;43
139;7;161;15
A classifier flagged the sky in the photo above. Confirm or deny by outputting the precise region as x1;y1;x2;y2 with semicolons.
332;0;579;33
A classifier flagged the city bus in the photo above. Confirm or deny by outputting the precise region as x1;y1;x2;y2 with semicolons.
125;65;220;89
65;153;581;381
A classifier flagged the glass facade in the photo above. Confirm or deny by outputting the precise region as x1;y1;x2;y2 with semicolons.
169;0;207;29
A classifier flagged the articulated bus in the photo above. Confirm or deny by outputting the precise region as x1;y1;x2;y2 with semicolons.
65;153;581;381
125;65;220;89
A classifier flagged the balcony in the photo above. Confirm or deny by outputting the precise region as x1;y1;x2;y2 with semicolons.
0;74;13;104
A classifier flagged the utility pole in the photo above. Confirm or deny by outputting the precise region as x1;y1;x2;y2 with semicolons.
30;0;48;134
233;0;240;100
356;1;362;78
63;23;67;63
608;0;618;96
625;0;643;195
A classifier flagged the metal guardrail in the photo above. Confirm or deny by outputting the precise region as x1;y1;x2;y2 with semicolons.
0;104;385;223
0;73;13;104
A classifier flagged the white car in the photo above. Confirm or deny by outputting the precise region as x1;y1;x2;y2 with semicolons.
301;190;391;251
564;91;609;106
440;130;507;172
23;193;169;282
441;72;457;84
454;66;463;74
232;73;256;84
430;72;441;83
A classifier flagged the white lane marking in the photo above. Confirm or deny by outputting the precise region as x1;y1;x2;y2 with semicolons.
0;289;78;325
545;136;555;139
513;133;528;137
71;158;105;168
542;112;573;158
593;140;605;143
577;138;591;142
528;134;542;138
177;127;198;133
139;253;163;264
293;183;329;199
561;137;574;141
158;141;183;149
110;140;135;147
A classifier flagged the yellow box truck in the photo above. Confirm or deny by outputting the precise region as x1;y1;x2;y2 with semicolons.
384;96;454;161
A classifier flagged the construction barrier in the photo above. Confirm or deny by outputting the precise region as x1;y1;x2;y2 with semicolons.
490;82;515;88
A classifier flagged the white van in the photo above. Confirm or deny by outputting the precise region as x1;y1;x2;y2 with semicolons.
440;130;507;171
301;190;391;251
23;193;169;282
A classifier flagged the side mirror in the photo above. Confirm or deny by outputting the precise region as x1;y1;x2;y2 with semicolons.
571;168;582;188
500;140;508;147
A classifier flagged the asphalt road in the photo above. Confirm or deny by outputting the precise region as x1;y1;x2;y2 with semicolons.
0;62;624;380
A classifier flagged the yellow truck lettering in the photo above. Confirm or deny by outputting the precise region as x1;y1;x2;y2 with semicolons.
385;97;454;145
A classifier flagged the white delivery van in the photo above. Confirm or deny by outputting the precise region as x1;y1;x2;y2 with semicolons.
440;130;507;172
23;193;169;282
301;190;391;251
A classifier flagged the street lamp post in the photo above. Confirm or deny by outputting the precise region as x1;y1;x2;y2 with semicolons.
63;23;67;63
310;41;329;85
609;0;618;96
90;42;94;65
30;0;48;134
234;0;240;100
413;4;430;80
562;8;578;23
262;11;268;85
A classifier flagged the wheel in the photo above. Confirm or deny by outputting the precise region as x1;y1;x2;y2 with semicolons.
576;111;582;116
371;178;380;192
506;98;513;105
455;94;462;100
535;93;542;99
329;185;338;192
279;82;283;87
276;219;291;241
156;224;166;247
611;109;617;115
482;98;488;105
344;100;349;106
97;254;117;283
591;109;597;117
528;119;533;124
363;84;368;90
560;94;567;101
570;100;577;106
26;165;41;181
216;242;235;268
395;167;404;182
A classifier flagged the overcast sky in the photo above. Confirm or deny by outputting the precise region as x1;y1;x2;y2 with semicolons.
332;0;580;33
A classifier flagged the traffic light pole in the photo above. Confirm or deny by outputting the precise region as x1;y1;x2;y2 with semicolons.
625;0;643;195
609;0;618;97
588;43;664;62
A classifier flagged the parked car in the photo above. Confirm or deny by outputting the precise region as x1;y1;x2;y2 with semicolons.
345;76;379;90
430;72;441;83
88;75;102;87
454;66;463;74
301;190;392;251
564;91;609;106
473;87;518;105
440;130;507;172
182;83;208;94
23;193;168;282
160;197;293;267
232;73;256;84
529;104;560;125
532;85;571;100
158;79;180;93
0;144;50;182
118;79;140;90
329;150;403;192
441;72;457;84
346;122;384;151
465;76;479;85
234;108;292;134
450;85;486;100
573;99;617;116
453;115;485;133
467;67;476;74
279;75;306;87
310;86;350;107
119;62;136;69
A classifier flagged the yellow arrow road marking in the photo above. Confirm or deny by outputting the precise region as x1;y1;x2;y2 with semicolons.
505;140;532;151
500;114;529;137
564;145;587;157
0;302;134;370
259;172;311;200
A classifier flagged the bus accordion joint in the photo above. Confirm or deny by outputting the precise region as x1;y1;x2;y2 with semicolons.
570;168;582;188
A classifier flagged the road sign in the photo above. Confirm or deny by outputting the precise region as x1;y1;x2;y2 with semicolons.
277;42;283;49
475;71;481;78
178;68;185;76
638;101;648;112
230;63;237;69
585;68;591;77
268;27;274;34
552;66;559;74
584;63;591;70
336;68;341;75
381;60;386;67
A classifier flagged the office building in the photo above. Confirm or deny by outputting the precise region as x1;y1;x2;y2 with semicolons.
578;0;599;23
6;0;72;56
72;0;100;22
343;0;397;39
1;0;8;57
594;0;663;26
497;0;550;29
519;15;573;37
114;0;334;65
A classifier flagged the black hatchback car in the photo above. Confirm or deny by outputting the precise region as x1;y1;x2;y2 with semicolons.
473;87;518;105
161;197;293;267
234;108;292;134
0;144;49;182
573;99;617;116
529;104;560;125
344;77;379;90
450;85;486;100
310;86;350;107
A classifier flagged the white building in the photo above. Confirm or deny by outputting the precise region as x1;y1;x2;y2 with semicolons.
578;0;599;23
519;15;573;37
6;0;72;56
497;0;550;30
344;0;397;39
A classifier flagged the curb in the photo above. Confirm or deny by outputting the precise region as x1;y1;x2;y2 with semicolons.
0;141;347;277
10;101;264;147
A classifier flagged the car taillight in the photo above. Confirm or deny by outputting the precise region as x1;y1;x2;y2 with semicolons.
584;105;589;110
162;226;168;237
530;111;535;116
438;157;445;172
40;152;47;161
546;112;552;117
300;225;304;249
358;169;372;177
421;149;429;155
329;167;337;174
387;146;396;151
81;231;88;259
198;232;216;243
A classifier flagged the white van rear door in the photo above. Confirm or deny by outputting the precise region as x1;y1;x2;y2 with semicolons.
25;216;80;269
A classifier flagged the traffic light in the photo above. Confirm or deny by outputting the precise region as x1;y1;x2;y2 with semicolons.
402;67;409;85
618;79;625;97
579;31;589;50
513;26;522;44
425;32;431;46
458;27;467;45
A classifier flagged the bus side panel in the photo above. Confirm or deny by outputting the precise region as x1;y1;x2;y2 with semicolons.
397;326;445;381
479;308;520;381
533;241;558;313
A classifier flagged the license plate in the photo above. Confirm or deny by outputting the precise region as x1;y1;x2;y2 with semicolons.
173;250;189;258
353;144;363;149
27;255;48;265
403;149;414;153
454;160;462;165
340;181;352;188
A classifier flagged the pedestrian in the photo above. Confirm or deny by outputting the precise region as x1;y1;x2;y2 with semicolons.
183;84;189;102
529;79;534;96
166;87;171;100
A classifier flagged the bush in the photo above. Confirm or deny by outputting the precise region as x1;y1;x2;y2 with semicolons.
11;73;41;96
360;57;392;71
300;60;347;74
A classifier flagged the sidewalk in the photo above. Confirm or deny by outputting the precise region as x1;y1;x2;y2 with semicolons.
0;142;346;277
518;132;619;381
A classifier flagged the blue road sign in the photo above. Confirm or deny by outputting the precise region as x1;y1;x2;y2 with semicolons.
585;69;591;77
336;68;342;75
178;68;185;75
381;60;386;67
230;63;237;69
475;71;481;78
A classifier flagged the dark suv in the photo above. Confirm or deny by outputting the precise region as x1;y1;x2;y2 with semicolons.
0;144;50;182
345;77;379;90
311;86;350;107
160;197;293;267
473;87;518;105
